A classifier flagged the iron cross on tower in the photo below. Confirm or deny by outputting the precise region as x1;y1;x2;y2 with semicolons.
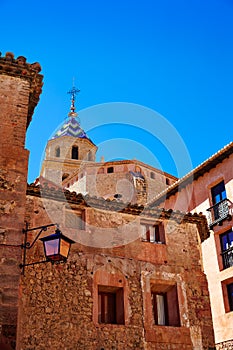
67;83;80;117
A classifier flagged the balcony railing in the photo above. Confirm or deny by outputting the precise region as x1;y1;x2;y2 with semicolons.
221;246;233;269
207;199;231;229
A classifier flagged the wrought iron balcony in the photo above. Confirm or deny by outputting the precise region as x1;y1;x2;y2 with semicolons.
221;246;233;269
207;198;232;229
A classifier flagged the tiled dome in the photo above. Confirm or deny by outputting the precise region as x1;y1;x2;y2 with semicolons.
52;116;90;140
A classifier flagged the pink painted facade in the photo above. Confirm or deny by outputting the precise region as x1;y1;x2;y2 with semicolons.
153;142;233;348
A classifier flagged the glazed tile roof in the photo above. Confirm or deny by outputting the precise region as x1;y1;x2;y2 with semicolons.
51;116;93;143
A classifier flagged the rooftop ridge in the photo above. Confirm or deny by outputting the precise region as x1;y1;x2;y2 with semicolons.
27;182;209;225
62;158;178;185
151;141;233;205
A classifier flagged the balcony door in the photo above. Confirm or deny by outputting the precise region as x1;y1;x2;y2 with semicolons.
211;181;227;220
211;181;226;204
220;229;233;269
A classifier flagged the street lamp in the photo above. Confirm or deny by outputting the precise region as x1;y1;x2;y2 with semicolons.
20;223;75;275
40;227;74;262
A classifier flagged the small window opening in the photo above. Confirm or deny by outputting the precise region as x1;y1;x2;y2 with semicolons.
62;173;69;181
98;286;124;324
107;167;114;173
88;151;92;161
166;178;170;186
152;285;180;327
141;222;165;243
55;147;60;158
72;146;79;160
150;172;155;179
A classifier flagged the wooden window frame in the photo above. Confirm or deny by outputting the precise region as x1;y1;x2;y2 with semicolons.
151;284;180;327
98;286;124;325
227;282;233;311
141;222;165;244
222;278;233;313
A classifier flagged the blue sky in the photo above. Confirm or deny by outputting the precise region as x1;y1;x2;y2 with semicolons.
1;0;232;183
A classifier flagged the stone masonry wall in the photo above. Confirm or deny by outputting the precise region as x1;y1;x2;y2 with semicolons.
216;340;233;350
0;52;43;349
17;192;215;349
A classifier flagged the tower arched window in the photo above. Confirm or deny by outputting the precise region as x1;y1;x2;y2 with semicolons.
62;173;69;181
55;147;60;158
88;151;92;161
72;146;79;160
135;166;141;174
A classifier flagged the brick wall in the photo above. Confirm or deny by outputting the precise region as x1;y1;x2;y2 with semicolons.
0;52;43;349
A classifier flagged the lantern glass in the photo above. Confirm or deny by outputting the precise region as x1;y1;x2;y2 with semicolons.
44;238;60;258
60;238;70;258
40;229;75;262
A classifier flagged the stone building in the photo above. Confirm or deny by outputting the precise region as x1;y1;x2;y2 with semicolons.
16;185;215;350
0;52;216;349
152;142;233;349
40;90;177;206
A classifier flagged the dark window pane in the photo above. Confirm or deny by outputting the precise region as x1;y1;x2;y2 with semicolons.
107;167;114;173
167;286;180;327
229;232;233;247
152;292;167;326
55;147;60;157
108;293;116;323
98;288;124;324
211;181;226;204
221;230;233;251
152;286;180;327
221;234;229;251
221;230;233;269
227;283;233;311
72;146;79;160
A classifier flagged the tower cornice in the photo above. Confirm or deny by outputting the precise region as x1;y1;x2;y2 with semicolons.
0;52;43;128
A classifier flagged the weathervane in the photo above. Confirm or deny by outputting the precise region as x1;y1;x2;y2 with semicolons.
67;80;80;118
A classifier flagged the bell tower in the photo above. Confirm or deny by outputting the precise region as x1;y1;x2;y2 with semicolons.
40;85;97;185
